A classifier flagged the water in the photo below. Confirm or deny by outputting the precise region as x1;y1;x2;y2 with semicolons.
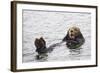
22;10;91;63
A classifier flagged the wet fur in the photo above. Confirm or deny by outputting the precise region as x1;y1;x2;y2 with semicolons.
63;27;85;49
35;37;47;55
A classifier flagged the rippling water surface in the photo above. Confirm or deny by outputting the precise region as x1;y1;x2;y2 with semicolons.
22;10;91;63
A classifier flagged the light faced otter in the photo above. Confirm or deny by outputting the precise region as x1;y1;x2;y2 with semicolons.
63;26;85;49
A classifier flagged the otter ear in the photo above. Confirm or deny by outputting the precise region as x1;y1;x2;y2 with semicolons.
62;31;69;41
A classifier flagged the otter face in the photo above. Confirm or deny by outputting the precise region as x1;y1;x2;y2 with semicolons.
68;27;80;39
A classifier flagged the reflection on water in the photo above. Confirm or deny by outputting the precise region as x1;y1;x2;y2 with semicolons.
32;48;83;62
69;48;82;55
23;45;91;62
68;48;82;60
35;55;48;62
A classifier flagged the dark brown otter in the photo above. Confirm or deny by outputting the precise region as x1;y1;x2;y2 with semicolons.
34;37;47;59
35;37;47;54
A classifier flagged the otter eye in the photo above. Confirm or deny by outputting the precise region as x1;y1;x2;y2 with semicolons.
74;28;78;31
71;30;73;32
